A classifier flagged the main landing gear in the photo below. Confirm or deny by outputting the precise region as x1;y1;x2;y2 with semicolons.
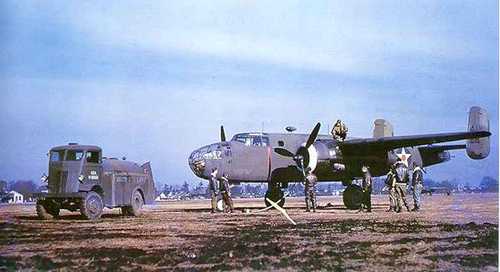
342;182;363;210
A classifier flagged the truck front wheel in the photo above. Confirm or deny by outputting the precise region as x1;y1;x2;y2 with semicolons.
129;190;144;216
80;191;104;220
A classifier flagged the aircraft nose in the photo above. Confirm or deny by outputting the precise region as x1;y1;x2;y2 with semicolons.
188;148;206;178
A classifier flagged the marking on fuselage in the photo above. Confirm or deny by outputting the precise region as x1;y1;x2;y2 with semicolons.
396;148;412;166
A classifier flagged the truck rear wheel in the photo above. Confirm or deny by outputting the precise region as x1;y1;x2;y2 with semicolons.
36;200;51;220
129;190;144;216
80;191;104;220
36;200;60;219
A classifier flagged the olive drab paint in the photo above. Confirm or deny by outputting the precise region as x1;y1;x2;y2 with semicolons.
188;107;491;210
34;143;156;220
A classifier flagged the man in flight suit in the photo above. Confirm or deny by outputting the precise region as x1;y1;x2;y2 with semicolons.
304;167;317;212
360;166;373;212
394;161;411;212
385;167;397;212
219;173;234;213
209;168;219;213
411;163;425;212
331;119;348;141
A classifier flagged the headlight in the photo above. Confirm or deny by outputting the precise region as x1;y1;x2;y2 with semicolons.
40;174;48;182
78;175;85;182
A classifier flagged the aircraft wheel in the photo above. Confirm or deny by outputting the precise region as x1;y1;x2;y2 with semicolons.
343;184;363;210
80;191;104;220
264;188;285;208
36;200;52;220
129;190;144;216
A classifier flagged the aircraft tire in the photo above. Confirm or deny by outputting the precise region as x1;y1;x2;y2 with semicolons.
264;188;285;208
129;190;144;216
80;191;104;220
343;185;363;210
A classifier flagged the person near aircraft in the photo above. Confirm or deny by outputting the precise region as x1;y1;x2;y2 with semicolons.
304;167;317;212
385;167;397;212
219;173;234;213
209;168;219;213
360;166;373;212
394;161;411;212
331;119;348;141
411;163;425;212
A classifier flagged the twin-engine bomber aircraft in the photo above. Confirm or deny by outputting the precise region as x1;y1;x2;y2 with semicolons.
188;106;491;209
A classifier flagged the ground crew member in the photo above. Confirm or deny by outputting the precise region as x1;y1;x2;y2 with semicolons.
219;173;234;213
385;167;397;212
304;168;317;212
394;161;411;212
360;166;372;212
209;168;219;213
411;163;425;211
331;119;348;141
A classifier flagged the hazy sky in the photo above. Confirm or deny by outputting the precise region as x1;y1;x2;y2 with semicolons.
0;1;498;186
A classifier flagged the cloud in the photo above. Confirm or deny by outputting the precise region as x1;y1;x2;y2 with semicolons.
21;1;495;78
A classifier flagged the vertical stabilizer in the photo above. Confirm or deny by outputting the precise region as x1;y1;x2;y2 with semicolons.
373;119;394;138
467;107;490;159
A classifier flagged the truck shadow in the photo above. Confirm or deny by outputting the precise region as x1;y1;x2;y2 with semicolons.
14;213;124;221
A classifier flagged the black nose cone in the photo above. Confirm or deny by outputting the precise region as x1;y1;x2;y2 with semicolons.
188;148;206;178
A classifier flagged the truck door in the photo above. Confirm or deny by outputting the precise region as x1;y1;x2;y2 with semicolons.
84;150;102;184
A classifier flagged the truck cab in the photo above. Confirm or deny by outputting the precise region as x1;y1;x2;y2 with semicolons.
35;143;155;220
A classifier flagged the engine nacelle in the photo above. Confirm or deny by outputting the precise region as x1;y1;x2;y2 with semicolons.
467;107;490;160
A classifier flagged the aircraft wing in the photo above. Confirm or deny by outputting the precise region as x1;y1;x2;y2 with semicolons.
339;131;490;155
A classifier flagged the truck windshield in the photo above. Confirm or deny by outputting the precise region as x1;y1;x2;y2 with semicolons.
86;151;100;163
50;150;65;161
66;150;84;161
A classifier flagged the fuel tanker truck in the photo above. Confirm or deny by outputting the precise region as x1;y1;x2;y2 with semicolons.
34;143;156;220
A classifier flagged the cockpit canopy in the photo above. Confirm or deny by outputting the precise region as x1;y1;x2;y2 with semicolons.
231;133;269;147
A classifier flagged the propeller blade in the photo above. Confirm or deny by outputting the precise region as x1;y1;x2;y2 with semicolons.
274;148;295;157
220;125;226;142
305;122;321;148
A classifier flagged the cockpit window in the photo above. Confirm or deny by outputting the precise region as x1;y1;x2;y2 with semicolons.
50;150;65;161
66;150;84;161
86;151;100;163
208;144;221;152
232;134;269;147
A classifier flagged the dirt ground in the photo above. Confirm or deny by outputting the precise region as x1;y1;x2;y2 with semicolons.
0;193;498;271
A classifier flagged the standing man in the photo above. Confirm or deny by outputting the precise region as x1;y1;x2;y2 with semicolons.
209;168;219;213
385;167;397;212
394;161;411;212
331;119;348;141
360;166;373;212
411;163;425;212
219;173;234;213
304;167;317;212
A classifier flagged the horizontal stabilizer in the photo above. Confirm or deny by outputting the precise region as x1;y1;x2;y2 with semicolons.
340;131;490;156
418;144;466;153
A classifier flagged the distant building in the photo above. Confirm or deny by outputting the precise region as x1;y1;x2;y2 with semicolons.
8;191;23;203
155;192;168;201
